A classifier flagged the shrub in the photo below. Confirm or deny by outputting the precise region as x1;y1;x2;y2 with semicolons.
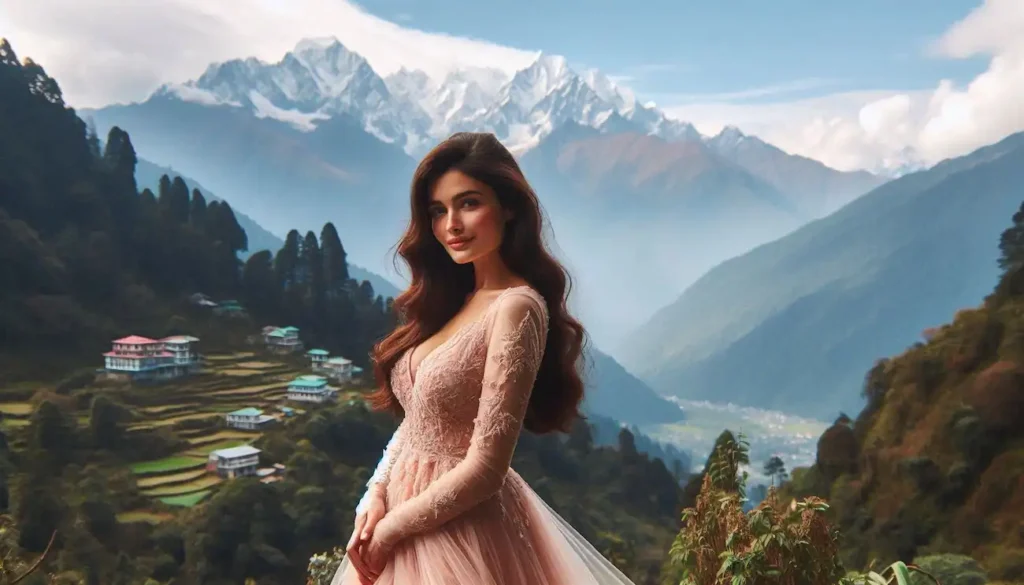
307;548;344;585
54;370;95;394
941;462;973;503
965;361;1024;436
910;553;987;585
816;423;858;481
660;435;938;585
985;547;1024;582
665;476;847;585
899;457;942;492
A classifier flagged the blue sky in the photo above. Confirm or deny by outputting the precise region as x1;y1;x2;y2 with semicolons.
357;0;987;105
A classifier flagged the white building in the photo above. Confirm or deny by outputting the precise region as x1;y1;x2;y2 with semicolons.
307;348;329;368
207;445;261;478
103;335;200;381
264;326;303;353
323;357;352;382
286;375;337;403
225;407;276;430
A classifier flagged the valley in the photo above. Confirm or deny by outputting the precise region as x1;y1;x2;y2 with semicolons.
639;399;828;485
621;132;1024;419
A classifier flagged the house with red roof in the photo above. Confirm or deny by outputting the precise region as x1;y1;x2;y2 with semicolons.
102;334;201;381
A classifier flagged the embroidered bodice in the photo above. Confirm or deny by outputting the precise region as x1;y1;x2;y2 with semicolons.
368;285;549;541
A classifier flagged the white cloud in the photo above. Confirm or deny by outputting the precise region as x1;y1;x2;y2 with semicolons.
664;0;1024;173
664;78;838;103
0;0;538;108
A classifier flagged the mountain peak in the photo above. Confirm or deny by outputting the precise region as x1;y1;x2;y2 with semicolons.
717;125;745;139
293;36;345;53
530;53;571;76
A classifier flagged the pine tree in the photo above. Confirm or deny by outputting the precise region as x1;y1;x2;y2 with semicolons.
189;188;208;226
168;177;191;224
320;222;349;297
275;230;301;289
102;126;137;195
998;200;1024;274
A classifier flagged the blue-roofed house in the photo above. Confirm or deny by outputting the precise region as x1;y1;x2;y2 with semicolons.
306;348;329;368
263;325;303;353
286;375;336;403
225;407;277;430
213;299;247;317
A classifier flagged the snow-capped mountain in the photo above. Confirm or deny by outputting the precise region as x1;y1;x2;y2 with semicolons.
156;36;701;156
703;125;884;217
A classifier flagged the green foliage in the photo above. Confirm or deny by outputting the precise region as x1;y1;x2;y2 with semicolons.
705;431;749;497
763;455;788;487
998;200;1024;274
776;198;1024;578
908;553;987;585
664;434;848;585
662;437;941;585
842;561;940;585
305;548;344;585
984;547;1024;582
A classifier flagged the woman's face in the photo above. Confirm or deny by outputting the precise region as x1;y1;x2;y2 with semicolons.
428;170;508;265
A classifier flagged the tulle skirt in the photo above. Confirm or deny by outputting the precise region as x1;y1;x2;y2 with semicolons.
331;457;636;585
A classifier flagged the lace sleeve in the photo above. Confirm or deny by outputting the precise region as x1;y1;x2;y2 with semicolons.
380;291;548;541
355;424;403;515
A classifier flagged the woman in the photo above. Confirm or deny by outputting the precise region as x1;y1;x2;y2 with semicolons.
332;132;635;585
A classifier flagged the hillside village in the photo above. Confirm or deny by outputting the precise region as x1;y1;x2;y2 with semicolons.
0;304;368;514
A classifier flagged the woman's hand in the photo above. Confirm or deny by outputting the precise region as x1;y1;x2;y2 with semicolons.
360;516;402;579
346;490;387;582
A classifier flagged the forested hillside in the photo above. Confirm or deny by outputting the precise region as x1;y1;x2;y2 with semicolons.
783;199;1024;582
0;39;395;384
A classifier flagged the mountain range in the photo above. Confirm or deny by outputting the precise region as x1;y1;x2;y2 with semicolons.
618;131;1024;419
83;36;882;344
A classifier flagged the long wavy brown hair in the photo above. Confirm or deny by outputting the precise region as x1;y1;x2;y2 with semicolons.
368;132;587;434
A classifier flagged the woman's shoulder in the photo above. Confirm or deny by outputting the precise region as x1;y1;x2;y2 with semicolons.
493;285;548;320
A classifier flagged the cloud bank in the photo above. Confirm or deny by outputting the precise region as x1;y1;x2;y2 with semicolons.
0;0;538;108
664;0;1024;173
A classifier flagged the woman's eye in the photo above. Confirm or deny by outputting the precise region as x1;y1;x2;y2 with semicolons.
461;198;479;208
429;207;445;218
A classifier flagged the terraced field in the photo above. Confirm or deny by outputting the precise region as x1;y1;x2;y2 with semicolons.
136;468;206;488
141;474;223;498
116;510;175;524
160;491;212;507
131;456;206;475
0;349;368;521
115;352;305;508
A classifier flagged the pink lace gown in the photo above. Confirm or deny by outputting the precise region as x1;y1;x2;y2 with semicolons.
331;286;636;585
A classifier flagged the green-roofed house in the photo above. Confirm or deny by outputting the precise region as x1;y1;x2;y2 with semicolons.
306;348;329;369
213;299;247;318
225;407;277;430
286;375;337;404
262;325;304;354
